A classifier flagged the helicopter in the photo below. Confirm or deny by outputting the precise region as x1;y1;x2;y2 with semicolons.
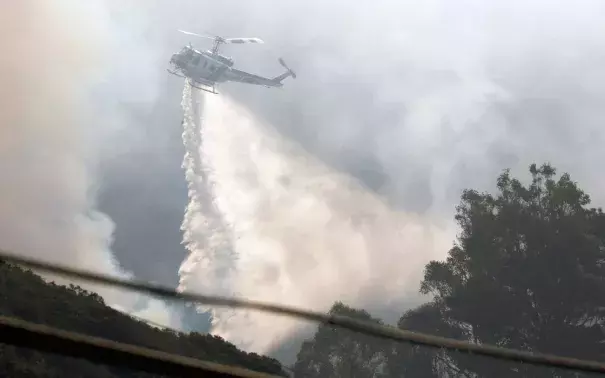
168;30;297;94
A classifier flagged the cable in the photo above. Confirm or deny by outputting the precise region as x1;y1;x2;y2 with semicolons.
2;250;605;375
0;314;281;378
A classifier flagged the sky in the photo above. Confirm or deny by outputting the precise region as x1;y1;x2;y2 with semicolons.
3;0;605;363
96;0;605;282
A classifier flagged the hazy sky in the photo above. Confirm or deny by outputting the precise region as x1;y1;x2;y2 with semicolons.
96;0;605;288
5;0;605;363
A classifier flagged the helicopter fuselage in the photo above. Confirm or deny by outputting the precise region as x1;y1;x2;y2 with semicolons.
170;47;233;85
167;36;296;94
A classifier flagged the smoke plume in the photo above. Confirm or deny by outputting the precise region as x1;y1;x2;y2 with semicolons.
178;88;455;354
0;0;178;329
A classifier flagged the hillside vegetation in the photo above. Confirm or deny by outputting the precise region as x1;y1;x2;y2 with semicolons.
0;262;286;377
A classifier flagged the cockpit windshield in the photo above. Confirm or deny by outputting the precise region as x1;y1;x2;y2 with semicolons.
178;47;195;61
215;54;234;67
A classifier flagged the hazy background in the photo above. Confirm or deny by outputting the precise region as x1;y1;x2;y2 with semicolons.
98;0;605;284
3;0;605;363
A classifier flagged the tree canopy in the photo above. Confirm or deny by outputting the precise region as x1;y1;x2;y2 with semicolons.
292;302;388;377
294;163;605;377
421;163;605;376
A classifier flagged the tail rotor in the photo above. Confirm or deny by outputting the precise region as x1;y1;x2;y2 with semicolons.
278;58;297;79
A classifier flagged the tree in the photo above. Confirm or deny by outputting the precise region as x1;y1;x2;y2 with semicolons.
292;302;389;378
387;302;471;378
420;163;605;377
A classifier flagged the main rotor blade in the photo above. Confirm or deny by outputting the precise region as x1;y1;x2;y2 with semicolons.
177;30;264;44
177;29;215;40
224;37;265;44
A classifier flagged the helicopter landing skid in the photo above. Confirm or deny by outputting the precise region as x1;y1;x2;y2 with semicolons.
189;82;218;94
167;69;218;94
189;81;218;95
167;68;186;79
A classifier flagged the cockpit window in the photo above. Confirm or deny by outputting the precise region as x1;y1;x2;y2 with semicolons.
180;48;194;61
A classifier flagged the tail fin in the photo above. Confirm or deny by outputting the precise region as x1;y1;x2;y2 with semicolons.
272;58;297;83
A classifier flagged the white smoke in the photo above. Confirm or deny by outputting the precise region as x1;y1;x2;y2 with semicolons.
178;87;455;354
0;0;178;329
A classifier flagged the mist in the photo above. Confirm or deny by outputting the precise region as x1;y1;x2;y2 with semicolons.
0;0;179;329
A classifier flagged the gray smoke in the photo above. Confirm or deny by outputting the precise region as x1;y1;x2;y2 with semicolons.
0;0;179;329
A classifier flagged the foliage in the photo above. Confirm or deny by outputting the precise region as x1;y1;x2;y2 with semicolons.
420;163;605;377
292;302;389;378
387;302;468;378
294;163;605;377
0;262;286;377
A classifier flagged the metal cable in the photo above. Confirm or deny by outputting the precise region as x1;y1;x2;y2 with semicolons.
2;250;605;374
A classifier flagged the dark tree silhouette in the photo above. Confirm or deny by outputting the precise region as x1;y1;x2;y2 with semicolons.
0;262;286;377
293;302;389;378
420;163;605;377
